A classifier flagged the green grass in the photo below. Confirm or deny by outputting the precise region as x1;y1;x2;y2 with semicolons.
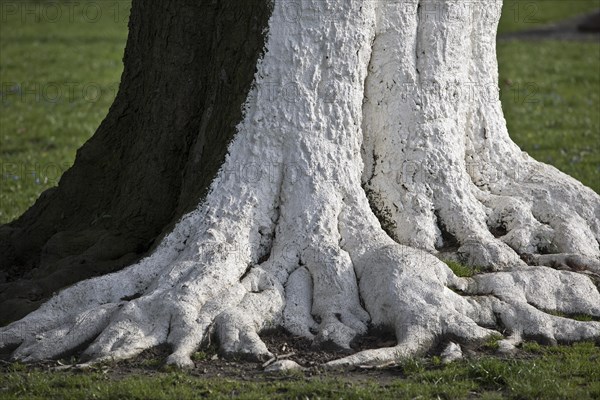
444;260;482;277
482;335;503;351
498;0;600;33
540;308;597;322
1;342;599;399
496;1;600;195
498;40;600;192
0;0;130;223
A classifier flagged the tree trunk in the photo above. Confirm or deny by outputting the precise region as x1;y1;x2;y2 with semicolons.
1;0;599;369
0;0;272;323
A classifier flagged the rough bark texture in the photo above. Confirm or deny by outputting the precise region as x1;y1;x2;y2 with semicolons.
1;0;599;369
0;0;272;323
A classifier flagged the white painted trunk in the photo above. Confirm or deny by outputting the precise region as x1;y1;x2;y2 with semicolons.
2;0;599;368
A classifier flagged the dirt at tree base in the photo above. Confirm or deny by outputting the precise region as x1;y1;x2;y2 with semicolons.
0;327;517;385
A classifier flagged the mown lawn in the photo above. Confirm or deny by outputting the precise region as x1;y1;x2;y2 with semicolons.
1;341;599;399
499;0;600;32
0;1;599;399
0;0;130;223
498;40;600;192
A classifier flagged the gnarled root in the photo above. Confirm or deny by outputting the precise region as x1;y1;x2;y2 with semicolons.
361;0;600;271
325;195;600;369
2;0;600;370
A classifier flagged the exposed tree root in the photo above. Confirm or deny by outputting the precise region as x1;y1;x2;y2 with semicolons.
361;0;599;271
1;0;599;370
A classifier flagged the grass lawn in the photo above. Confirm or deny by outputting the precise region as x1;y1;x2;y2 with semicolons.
499;0;600;33
1;341;599;399
0;1;599;399
498;40;600;192
0;0;130;223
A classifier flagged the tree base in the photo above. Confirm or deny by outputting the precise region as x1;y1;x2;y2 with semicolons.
1;0;599;369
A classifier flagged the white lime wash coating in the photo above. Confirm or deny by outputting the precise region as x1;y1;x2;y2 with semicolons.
2;0;599;369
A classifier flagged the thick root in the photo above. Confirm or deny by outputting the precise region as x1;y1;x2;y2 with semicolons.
2;0;599;371
302;245;369;351
327;188;600;369
361;0;599;271
282;267;317;339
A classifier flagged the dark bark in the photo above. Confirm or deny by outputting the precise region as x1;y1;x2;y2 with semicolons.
0;0;272;324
